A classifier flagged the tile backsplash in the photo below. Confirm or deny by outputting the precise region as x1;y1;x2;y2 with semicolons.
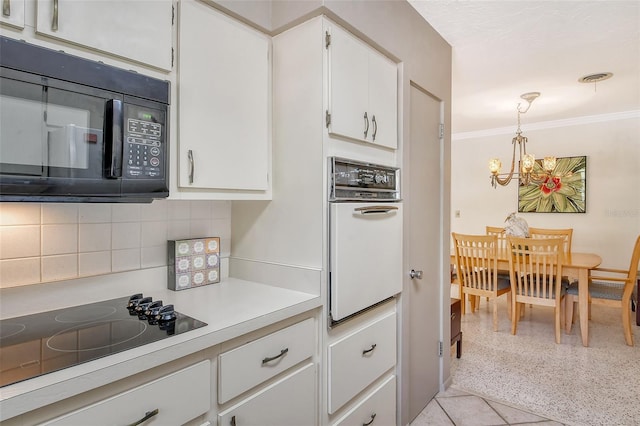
0;200;231;288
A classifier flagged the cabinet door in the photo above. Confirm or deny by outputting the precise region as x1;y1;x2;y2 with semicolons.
35;0;173;70
332;375;396;426
0;0;25;29
218;363;316;426
178;0;270;192
327;23;369;143
368;51;397;149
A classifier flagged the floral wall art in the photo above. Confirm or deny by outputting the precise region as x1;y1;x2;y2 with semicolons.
518;155;587;213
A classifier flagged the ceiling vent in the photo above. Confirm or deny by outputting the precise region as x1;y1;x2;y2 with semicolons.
578;72;613;83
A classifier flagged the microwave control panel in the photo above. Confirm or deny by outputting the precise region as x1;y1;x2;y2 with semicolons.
123;105;166;179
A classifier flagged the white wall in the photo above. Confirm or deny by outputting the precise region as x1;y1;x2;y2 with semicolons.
451;113;640;269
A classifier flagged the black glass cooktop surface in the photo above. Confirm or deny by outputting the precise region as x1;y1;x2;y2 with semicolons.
0;296;207;388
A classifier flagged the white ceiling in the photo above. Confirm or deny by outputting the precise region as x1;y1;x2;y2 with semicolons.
408;1;640;134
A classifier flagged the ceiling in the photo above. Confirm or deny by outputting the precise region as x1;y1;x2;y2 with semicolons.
408;1;640;135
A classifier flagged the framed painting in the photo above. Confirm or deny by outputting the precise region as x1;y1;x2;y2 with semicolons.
518;155;586;213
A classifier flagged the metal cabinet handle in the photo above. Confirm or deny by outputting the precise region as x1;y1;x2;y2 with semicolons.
52;0;58;31
262;348;288;365
371;115;377;141
363;413;377;425
410;269;423;279
2;0;10;17
363;112;369;138
127;408;159;426
362;343;376;355
230;415;237;426
187;149;194;184
354;205;398;215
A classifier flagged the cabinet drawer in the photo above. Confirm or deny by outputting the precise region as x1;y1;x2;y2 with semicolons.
332;375;396;426
43;360;211;426
218;318;315;403
328;312;396;413
218;362;316;426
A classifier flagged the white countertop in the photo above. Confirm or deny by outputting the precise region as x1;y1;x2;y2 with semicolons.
0;267;322;421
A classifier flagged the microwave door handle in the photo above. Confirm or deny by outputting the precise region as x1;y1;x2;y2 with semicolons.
354;205;399;215
105;99;123;178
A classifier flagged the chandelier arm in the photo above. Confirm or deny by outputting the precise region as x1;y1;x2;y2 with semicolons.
490;138;517;187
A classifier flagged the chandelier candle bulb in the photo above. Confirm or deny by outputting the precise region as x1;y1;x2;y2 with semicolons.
489;158;502;174
543;156;557;172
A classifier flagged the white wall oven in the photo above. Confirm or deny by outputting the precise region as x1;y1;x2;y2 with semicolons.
328;157;402;326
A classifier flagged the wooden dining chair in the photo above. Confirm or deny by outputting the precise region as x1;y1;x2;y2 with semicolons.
481;226;510;310
507;236;566;343
565;234;640;346
486;226;508;256
452;233;511;331
529;227;573;255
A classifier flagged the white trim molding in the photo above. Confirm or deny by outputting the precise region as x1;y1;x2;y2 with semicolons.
453;110;640;141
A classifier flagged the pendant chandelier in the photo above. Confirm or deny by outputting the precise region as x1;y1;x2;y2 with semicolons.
488;92;556;188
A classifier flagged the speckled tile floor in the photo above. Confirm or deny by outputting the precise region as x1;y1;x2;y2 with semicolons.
413;290;640;426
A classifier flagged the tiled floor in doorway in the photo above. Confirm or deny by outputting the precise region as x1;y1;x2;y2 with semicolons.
411;386;564;426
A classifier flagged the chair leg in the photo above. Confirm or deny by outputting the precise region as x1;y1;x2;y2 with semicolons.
506;293;512;320
622;302;634;346
511;301;519;335
461;291;466;315
564;295;574;333
555;299;562;344
492;297;498;332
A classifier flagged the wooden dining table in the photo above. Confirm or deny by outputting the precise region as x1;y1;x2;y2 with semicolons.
451;250;602;346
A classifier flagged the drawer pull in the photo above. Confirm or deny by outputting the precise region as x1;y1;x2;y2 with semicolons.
451;313;456;320
262;348;288;365
362;344;377;356
230;415;236;426
2;0;9;17
127;408;159;426
363;413;377;426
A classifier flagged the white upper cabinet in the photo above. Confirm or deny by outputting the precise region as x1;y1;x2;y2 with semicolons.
35;0;173;71
0;0;25;29
176;0;270;196
326;23;398;150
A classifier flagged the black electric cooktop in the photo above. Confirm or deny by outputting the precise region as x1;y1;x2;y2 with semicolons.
0;295;207;388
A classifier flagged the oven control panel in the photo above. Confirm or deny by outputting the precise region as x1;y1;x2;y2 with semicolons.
329;157;400;201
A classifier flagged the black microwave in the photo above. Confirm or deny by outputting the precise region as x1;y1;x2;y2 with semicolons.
0;36;170;203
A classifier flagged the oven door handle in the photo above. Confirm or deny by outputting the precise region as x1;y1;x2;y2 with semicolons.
354;205;398;215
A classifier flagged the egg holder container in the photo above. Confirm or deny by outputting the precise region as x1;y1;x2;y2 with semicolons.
167;237;220;291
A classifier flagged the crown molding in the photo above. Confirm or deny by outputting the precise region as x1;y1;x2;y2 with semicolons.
452;110;640;141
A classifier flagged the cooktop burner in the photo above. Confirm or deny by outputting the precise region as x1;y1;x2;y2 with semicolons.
0;295;207;388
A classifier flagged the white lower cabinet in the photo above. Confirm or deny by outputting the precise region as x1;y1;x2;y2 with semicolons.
332;375;396;426
42;360;211;426
217;362;316;426
218;317;315;404
217;317;318;426
328;311;396;414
